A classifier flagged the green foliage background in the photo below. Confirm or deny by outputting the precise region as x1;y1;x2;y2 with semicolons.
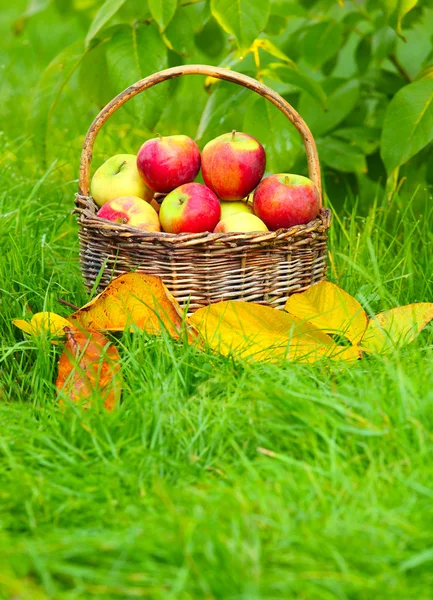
3;0;433;204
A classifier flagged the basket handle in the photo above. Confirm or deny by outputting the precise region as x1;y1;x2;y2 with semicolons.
79;64;322;206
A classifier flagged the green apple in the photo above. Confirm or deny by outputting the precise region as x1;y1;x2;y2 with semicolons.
220;200;253;220
91;154;153;207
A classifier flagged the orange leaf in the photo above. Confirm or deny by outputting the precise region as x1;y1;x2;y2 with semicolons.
56;328;122;410
361;303;433;354
70;273;185;338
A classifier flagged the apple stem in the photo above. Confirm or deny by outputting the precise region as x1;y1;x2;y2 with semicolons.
115;161;127;175
231;130;236;142
157;133;162;140
285;175;289;185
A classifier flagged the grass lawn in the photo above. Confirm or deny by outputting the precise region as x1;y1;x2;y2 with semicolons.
2;4;433;598
2;151;433;599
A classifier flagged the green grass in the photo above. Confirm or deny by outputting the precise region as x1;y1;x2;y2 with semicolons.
2;4;433;598
2;149;433;599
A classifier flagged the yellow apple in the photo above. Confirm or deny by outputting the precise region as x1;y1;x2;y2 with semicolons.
214;213;268;233
220;200;253;220
91;154;153;207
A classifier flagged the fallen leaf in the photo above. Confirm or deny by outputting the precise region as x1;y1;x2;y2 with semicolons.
70;273;185;337
285;281;368;344
190;301;361;363
361;303;433;354
56;328;122;410
13;312;71;337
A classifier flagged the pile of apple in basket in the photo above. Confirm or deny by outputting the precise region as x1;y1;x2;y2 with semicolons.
92;131;320;234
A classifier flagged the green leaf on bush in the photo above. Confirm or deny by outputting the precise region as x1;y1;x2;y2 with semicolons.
355;35;372;75
302;21;344;68
372;26;397;61
415;65;433;81
29;40;85;163
85;0;127;48
243;97;301;173
211;0;270;50
269;1;306;18
79;40;113;107
255;39;295;66
260;62;326;107
20;0;51;18
397;0;418;33
386;0;418;37
148;0;177;32
381;0;398;17
317;136;367;173
381;78;433;173
197;81;253;145
333;127;380;155
106;23;168;129
265;15;287;36
162;9;195;56
157;76;209;139
195;17;226;57
298;79;360;137
14;0;52;32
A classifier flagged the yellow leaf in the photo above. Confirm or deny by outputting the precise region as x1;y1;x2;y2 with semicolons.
285;281;368;344
361;303;433;354
13;312;71;336
70;273;186;338
190;301;361;363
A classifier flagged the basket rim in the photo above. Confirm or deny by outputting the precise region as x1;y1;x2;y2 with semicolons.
74;194;331;245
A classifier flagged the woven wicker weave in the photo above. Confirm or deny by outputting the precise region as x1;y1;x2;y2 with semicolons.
75;64;331;312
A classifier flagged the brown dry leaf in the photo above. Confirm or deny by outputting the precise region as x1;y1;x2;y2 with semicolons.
56;328;122;410
13;312;71;337
361;303;433;354
70;273;185;338
190;301;361;363
285;281;368;344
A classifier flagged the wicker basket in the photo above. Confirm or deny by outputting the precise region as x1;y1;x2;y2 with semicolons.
75;64;331;313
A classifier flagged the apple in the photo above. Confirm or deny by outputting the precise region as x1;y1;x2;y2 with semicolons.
137;134;201;193
220;200;253;220
91;154;153;207
214;213;268;233
96;196;160;232
201;130;266;201
253;174;320;230
159;183;220;234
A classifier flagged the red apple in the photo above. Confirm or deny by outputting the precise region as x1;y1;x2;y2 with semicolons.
137;134;201;193
159;183;220;234
201;131;266;201
96;196;160;232
214;213;268;233
253;174;320;230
